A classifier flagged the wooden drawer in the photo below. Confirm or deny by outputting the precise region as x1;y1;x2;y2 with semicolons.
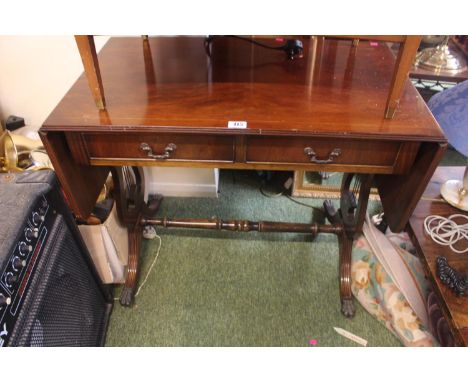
246;136;419;173
71;133;235;164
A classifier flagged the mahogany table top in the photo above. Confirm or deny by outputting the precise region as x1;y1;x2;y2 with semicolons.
43;36;445;143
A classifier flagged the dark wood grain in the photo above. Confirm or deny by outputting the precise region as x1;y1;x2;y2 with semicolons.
39;36;450;315
142;217;342;235
246;136;405;167
77;34;421;119
332;35;407;43
376;142;447;232
43;37;444;142
407;167;468;346
66;131;420;175
375;143;447;232
334;36;423;118
82;132;235;162
111;166;146;306
41;36;446;228
39;131;110;219
339;232;355;317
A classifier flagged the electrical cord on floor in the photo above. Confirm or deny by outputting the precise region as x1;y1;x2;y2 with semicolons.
118;179;329;303
259;184;323;211
285;194;324;211
114;233;162;301
259;184;283;198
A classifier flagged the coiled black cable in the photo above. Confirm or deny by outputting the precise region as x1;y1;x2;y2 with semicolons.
436;256;467;297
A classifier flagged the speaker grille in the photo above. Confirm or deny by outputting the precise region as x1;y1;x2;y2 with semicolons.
10;216;109;346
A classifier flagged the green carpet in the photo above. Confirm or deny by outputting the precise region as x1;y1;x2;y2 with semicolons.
105;171;401;347
440;147;467;166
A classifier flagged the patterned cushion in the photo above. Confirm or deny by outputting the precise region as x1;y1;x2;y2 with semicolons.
352;232;438;346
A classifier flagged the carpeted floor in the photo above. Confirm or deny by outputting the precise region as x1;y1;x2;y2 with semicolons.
105;170;402;346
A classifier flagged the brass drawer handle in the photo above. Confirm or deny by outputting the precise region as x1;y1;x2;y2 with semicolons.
304;147;341;164
140;142;177;160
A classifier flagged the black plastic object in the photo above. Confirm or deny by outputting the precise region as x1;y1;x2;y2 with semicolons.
5;115;25;131
0;171;113;347
436;256;467;297
205;35;304;60
284;39;303;60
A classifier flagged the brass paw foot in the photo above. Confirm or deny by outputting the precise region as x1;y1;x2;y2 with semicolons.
119;286;135;307
341;298;355;318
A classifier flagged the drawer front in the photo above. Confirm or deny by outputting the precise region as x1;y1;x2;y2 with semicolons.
80;133;235;162
246;136;405;168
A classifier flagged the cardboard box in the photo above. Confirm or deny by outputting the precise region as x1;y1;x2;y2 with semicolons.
78;204;128;284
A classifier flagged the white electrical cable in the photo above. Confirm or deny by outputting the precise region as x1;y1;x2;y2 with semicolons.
423;214;468;254
135;233;162;297
114;233;162;301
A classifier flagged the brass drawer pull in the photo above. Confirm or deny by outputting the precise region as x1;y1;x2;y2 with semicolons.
304;147;341;164
140;142;177;160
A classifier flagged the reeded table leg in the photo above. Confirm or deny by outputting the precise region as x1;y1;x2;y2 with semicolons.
326;173;374;317
119;222;143;306
338;232;355;318
112;166;147;307
114;166;374;316
120;194;163;306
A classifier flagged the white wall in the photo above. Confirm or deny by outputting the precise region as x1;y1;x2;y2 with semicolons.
144;167;219;198
0;36;109;128
0;36;218;197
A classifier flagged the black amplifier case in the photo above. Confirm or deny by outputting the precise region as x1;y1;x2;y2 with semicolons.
0;171;112;346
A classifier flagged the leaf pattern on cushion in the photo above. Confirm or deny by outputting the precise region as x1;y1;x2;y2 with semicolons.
351;235;438;347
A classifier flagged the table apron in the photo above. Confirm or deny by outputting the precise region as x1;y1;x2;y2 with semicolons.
66;132;420;175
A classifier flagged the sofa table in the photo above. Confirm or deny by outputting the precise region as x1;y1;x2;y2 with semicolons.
40;36;446;317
